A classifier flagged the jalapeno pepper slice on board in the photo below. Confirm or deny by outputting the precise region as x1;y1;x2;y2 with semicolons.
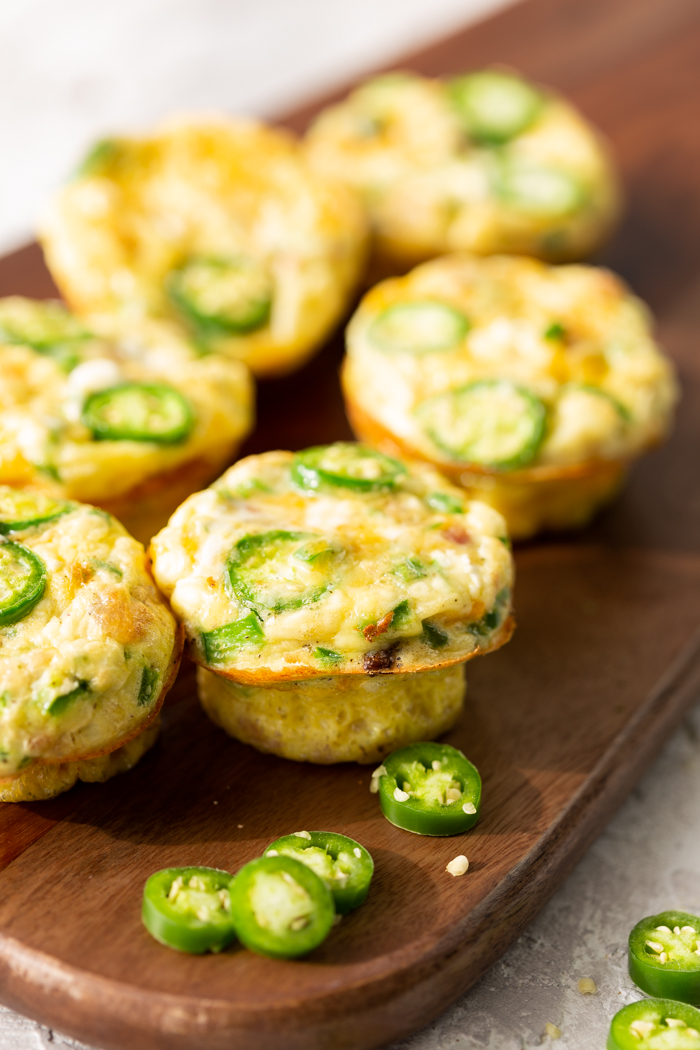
0;542;47;626
167;256;272;334
227;530;343;615
0;490;72;535
292;443;406;494
229;855;335;959
607;998;700;1050
142;866;236;954
367;301;469;354
628;911;700;1004
82;382;195;443
264;831;374;914
415;379;546;470
377;742;481;836
449;71;543;145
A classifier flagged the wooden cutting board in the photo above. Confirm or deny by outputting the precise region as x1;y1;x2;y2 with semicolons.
2;0;700;1047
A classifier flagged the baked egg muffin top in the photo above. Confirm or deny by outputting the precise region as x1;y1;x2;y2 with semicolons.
40;116;368;376
0;489;179;780
344;254;677;473
0;297;253;503
304;69;620;264
150;444;514;683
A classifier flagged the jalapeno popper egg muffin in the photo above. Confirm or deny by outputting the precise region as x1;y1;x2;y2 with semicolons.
40;116;368;378
0;488;181;802
304;70;621;274
0;297;253;543
150;443;514;764
342;254;677;539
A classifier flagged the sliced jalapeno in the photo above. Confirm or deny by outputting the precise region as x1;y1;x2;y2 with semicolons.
201;611;265;665
292;442;406;493
0;542;47;626
426;492;464;514
377;742;481;836
628;911;700;1004
415;379;546;470
82;382;195;444
227;530;343;616
229;855;335;959
497;161;584;217
142;866;237;954
75;138;122;178
449;71;543;144
167;256;272;334
0;490;72;535
607;999;700;1050
0;299;90;371
265;831;374;914
367;301;469;354
45;679;89;717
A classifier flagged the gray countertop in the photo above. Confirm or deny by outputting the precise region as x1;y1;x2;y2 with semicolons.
1;1;695;1047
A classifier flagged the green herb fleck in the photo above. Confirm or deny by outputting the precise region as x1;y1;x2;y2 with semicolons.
544;322;566;341
137;666;160;707
202;611;265;664
421;620;449;649
46;679;90;716
315;647;342;666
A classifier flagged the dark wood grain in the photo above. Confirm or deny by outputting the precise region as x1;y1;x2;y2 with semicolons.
2;0;700;1047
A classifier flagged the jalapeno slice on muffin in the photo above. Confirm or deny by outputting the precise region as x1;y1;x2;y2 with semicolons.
0;298;253;543
304;68;621;270
343;254;677;539
142;866;237;954
82;382;195;444
151;445;513;765
265;831;373;914
0;491;180;801
292;442;406;493
449;70;543;144
607;1000;700;1050
628;911;700;1004
41;117;368;378
0;542;47;625
167;256;273;335
368;302;469;354
376;742;481;836
0;490;72;534
229;855;335;958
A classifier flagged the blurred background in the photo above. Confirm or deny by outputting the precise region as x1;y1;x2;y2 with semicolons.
0;0;512;253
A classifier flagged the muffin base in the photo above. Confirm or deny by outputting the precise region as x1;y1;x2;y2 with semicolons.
0;718;161;803
197;663;466;765
344;389;628;541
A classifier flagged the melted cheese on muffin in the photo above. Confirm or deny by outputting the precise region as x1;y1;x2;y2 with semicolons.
40;116;368;377
343;254;677;471
150;446;513;683
304;70;621;267
0;298;253;504
0;492;179;780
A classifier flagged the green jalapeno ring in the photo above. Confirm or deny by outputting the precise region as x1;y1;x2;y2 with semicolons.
377;742;482;836
607;998;700;1050
166;255;273;335
449;71;543;145
229;855;335;959
292;443;407;494
415;379;547;471
0;491;73;535
142;866;237;955
0;300;91;372
367;301;470;354
227;530;341;616
628;911;700;1004
0;542;47;626
265;831;374;914
82;382;195;444
495;159;585;218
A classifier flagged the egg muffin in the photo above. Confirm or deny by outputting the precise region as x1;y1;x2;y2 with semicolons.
342;254;677;540
150;443;514;764
304;69;621;275
0;297;253;543
0;489;181;802
40;116;368;378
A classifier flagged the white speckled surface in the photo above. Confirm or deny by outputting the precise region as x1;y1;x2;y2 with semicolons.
1;1;696;1047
